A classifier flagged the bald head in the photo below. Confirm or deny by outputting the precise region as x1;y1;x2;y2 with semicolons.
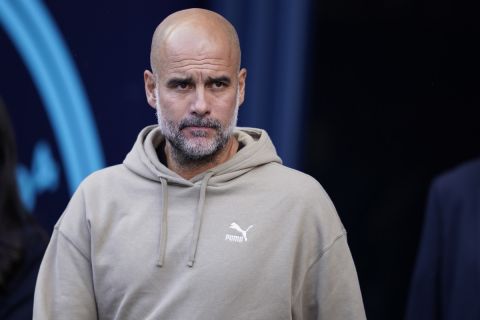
150;8;241;75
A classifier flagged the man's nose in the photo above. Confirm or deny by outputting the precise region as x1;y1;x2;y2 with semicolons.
190;87;210;115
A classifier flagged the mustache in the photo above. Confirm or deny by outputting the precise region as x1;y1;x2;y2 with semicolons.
179;116;222;130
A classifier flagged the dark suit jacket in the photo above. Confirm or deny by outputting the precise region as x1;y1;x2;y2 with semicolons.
405;158;480;320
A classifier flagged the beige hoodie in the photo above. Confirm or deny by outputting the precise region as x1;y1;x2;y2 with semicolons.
34;125;366;320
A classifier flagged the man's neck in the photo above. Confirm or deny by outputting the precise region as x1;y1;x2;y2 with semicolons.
164;137;239;180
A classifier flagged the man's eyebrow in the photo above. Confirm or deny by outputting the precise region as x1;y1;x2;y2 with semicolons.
206;76;231;84
166;77;194;87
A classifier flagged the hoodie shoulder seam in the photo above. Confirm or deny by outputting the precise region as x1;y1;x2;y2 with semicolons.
292;230;348;300
54;226;91;262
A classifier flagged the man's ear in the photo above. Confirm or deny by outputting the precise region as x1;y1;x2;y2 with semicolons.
144;70;157;109
237;68;247;106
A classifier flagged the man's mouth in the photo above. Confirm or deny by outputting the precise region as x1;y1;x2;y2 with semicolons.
182;126;215;138
182;125;215;132
179;118;220;131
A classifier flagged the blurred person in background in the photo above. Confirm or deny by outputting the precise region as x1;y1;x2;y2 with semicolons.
406;157;480;319
0;102;48;319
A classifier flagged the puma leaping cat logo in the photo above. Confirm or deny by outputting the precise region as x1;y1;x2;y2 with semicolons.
229;222;254;241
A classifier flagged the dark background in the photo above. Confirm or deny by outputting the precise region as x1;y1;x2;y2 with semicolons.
1;0;479;319
304;0;480;317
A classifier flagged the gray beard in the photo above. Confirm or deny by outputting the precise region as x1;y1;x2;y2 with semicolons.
159;115;233;167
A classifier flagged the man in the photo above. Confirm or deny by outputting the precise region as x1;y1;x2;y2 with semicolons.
34;8;366;319
406;158;480;320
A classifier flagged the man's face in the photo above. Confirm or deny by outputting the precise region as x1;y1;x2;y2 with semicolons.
150;26;246;161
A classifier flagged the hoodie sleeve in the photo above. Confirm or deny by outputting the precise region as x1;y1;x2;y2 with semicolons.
33;186;98;320
293;234;366;320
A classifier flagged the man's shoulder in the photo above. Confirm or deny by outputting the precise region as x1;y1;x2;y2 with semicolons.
433;157;480;195
255;162;335;208
260;162;323;190
77;164;130;191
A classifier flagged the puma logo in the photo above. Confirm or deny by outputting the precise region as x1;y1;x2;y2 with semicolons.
225;222;254;243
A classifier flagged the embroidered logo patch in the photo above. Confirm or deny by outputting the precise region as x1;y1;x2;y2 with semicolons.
225;222;254;243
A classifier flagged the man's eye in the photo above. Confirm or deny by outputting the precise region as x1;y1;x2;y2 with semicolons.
177;83;189;89
213;81;224;88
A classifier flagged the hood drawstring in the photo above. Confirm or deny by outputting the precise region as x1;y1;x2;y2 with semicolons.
157;177;168;267
187;171;215;267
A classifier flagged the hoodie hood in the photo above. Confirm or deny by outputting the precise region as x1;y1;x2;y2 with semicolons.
124;125;281;185
123;125;281;267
